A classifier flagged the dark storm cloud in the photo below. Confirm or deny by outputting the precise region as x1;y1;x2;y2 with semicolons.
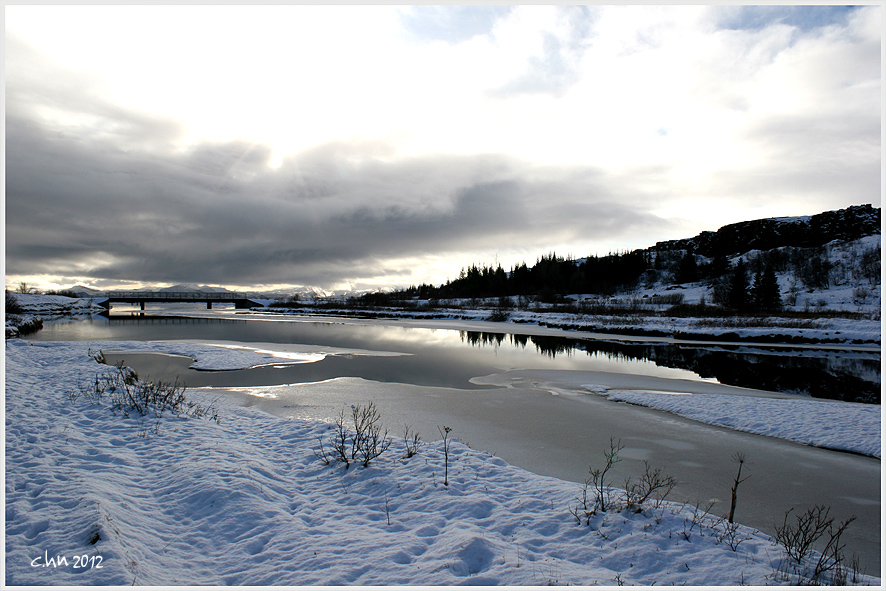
5;106;663;289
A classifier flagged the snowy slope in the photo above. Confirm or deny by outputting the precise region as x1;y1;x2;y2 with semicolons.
5;340;879;586
4;294;103;316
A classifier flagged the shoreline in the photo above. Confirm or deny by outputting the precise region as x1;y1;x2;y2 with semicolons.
235;307;882;351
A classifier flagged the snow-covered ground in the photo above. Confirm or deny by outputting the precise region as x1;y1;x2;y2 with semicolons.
5;293;104;316
595;388;880;458
5;339;879;585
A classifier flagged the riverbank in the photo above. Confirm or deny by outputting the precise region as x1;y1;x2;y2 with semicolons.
5;339;880;585
259;303;881;347
4;294;102;338
6;291;881;347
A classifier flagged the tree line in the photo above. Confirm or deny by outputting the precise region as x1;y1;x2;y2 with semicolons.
354;238;879;313
387;251;648;304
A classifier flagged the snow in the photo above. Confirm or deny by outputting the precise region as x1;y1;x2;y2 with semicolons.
5;339;879;585
5;294;103;315
257;303;881;346
597;388;881;458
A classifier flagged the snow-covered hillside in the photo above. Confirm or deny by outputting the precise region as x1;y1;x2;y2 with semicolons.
636;234;881;313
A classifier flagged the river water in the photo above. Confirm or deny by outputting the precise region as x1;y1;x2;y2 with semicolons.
23;305;882;574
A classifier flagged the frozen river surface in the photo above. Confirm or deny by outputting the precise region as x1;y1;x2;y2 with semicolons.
26;307;881;573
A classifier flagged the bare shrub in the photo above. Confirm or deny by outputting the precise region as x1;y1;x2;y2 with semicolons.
438;426;452;486
70;363;220;423
774;504;858;583
716;520;753;552
591;438;623;512
571;438;625;523
812;514;856;582
352;403;393;467
315;409;352;467
624;461;677;511
681;499;719;542
402;426;423;459
852;285;871;306
315;403;392;469
775;505;837;564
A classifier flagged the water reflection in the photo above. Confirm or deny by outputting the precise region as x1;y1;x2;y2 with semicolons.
27;314;879;403
459;330;880;403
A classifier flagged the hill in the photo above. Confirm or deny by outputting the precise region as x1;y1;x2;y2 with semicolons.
388;204;880;313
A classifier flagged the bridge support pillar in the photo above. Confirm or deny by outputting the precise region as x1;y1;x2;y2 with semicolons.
140;302;145;310
207;302;212;309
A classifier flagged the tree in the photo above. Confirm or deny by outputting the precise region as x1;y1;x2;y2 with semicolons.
675;250;699;283
727;258;749;311
704;253;730;281
754;265;781;311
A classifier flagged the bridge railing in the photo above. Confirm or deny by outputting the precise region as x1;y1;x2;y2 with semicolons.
104;291;249;300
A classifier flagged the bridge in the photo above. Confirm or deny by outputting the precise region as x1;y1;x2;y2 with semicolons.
99;291;264;310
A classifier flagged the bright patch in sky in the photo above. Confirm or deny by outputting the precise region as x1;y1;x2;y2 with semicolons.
3;4;881;292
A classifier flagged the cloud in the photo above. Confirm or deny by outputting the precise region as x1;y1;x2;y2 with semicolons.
399;5;513;44
715;5;858;33
491;5;598;97
4;5;880;291
5;105;666;289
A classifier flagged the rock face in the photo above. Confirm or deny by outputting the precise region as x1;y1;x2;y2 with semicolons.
653;204;880;256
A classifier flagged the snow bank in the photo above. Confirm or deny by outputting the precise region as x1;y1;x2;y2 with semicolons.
7;293;104;316
5;314;43;339
6;340;879;585
599;389;881;458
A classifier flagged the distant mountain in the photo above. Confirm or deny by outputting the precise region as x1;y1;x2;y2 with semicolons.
249;286;351;301
67;285;105;298
63;283;346;301
158;284;234;293
652;204;880;257
65;284;237;298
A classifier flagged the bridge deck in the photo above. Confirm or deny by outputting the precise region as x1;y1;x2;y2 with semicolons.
100;292;262;309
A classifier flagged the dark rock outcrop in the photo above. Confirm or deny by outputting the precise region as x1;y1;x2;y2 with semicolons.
652;204;880;257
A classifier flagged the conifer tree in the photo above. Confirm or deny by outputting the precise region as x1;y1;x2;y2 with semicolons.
755;265;781;311
676;250;699;283
727;258;749;310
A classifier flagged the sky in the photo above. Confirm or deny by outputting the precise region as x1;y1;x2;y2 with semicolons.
3;3;882;294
